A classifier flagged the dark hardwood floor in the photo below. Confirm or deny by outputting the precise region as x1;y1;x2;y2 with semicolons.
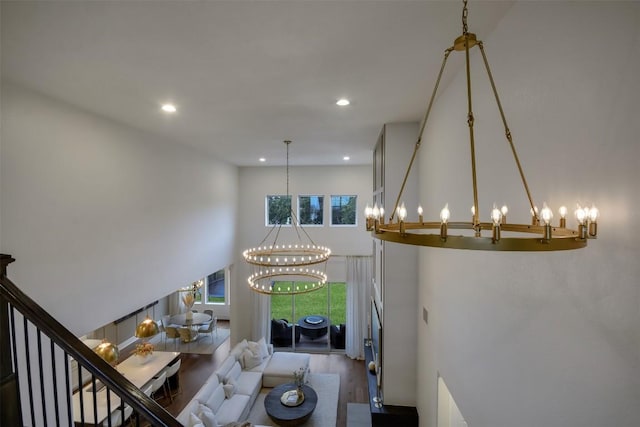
140;320;369;426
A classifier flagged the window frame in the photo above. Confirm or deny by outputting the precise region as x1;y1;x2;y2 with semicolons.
265;195;293;227
330;194;358;227
297;194;325;226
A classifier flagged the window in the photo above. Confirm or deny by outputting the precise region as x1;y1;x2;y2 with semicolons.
298;195;324;225
270;281;346;352
206;269;225;304
330;195;357;226
266;195;292;226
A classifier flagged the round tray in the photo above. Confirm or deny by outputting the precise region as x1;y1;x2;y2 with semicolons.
281;389;305;407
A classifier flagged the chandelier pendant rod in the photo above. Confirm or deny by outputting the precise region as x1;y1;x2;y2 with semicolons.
463;31;481;235
478;43;538;220
388;48;454;223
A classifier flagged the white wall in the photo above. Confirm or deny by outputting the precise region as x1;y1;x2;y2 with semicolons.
231;165;373;345
416;2;640;427
1;83;238;336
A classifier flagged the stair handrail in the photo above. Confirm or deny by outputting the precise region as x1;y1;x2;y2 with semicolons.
0;254;181;426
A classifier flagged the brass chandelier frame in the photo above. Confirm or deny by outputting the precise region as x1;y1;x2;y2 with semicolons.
244;140;331;294
366;0;597;251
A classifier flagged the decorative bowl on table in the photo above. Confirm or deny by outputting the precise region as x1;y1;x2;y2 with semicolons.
280;389;304;407
135;353;153;365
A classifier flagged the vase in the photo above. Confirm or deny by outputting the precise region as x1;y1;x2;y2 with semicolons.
185;309;193;321
135;353;152;365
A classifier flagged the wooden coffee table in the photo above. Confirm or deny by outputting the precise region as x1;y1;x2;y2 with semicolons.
264;383;317;427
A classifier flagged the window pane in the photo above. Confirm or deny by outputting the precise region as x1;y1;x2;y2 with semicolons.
298;195;324;225
207;269;225;303
331;195;357;225
266;195;291;225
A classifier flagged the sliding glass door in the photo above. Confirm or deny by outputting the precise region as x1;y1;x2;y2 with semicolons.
270;282;346;352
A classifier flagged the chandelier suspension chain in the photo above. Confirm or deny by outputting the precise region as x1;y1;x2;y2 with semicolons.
478;43;538;219
462;0;469;35
389;48;454;223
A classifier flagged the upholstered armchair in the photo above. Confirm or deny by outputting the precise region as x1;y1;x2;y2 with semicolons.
271;318;301;347
330;323;346;349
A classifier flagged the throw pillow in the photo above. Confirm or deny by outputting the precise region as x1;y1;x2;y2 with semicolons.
256;337;270;359
230;339;248;361
197;404;218;427
188;413;205;427
242;348;262;370
223;383;235;399
247;340;260;355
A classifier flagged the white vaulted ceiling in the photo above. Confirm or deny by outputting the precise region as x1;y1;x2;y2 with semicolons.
1;1;512;166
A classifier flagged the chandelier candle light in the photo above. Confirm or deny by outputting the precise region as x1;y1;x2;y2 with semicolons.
365;0;598;251
243;140;331;295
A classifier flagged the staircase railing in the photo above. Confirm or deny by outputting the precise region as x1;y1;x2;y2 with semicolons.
0;254;182;426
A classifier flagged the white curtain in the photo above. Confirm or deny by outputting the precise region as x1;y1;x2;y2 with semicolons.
346;255;372;360
169;291;182;315
252;291;271;342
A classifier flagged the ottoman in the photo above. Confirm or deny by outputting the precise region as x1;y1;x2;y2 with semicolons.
262;352;311;388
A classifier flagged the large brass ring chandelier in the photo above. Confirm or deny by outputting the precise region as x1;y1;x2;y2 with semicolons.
366;0;598;251
244;140;331;294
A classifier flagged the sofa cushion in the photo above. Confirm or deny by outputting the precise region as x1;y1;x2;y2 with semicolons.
194;375;220;404
204;383;226;413
262;352;311;388
231;370;262;399
245;355;270;374
215;356;237;383
225;361;242;383
188;413;205;427
177;400;201;426
216;394;251;426
197;404;218;427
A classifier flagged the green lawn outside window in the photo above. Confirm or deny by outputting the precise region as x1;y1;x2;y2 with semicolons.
270;282;346;325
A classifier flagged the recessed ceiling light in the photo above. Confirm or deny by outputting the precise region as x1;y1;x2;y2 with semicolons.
259;158;266;162
336;98;350;106
343;156;350;161
161;103;177;113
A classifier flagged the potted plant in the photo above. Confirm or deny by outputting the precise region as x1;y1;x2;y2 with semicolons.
293;367;307;396
133;341;154;364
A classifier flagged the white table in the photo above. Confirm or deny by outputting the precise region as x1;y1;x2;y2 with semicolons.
72;351;179;425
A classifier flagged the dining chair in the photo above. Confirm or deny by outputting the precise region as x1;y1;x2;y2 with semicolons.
178;327;198;350
102;404;133;427
197;319;216;342
164;326;180;351
204;309;217;335
157;319;166;347
150;371;168;404
164;359;182;400
142;384;153;397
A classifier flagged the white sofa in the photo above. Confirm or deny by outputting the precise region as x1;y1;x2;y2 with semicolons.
177;338;311;427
